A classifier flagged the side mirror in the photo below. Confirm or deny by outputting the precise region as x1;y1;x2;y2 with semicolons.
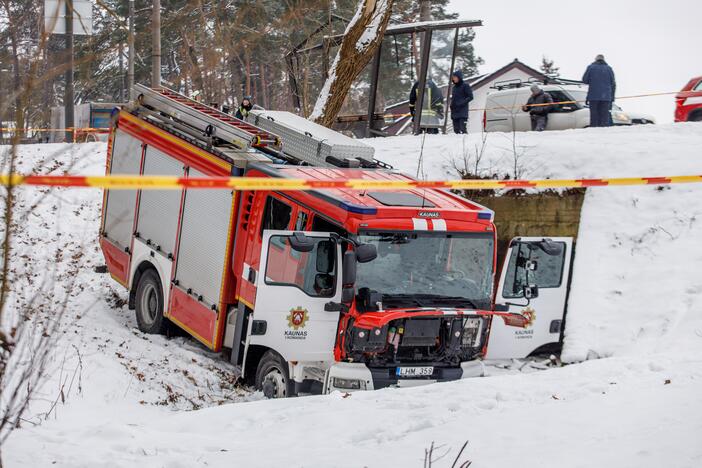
536;239;563;256
288;232;314;253
355;243;377;263
524;284;539;299
342;251;356;286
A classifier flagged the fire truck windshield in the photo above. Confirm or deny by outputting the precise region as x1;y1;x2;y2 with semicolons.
356;232;494;310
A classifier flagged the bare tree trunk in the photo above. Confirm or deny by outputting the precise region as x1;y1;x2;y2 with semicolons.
260;63;269;109
244;46;251;96
419;0;431;21
310;0;394;127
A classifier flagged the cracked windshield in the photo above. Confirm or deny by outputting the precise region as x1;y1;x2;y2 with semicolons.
356;232;494;309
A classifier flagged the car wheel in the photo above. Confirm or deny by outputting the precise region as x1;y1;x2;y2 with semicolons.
689;112;702;122
135;269;169;334
255;350;295;399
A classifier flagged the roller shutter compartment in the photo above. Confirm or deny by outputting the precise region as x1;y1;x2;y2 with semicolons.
103;129;143;249
136;147;184;256
174;169;234;308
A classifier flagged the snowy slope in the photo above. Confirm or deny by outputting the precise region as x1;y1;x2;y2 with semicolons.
4;123;702;467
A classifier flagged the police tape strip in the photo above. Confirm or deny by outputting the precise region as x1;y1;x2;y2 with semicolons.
381;90;681;119
1;174;702;191
0;127;110;132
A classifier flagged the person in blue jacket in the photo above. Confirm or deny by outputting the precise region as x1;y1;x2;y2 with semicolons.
449;70;474;134
582;54;616;127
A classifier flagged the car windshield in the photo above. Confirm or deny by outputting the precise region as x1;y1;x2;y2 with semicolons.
356;232;494;309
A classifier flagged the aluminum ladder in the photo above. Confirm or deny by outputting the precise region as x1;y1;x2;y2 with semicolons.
133;84;282;154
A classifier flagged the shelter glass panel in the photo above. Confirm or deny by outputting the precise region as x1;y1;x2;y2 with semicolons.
418;29;456;131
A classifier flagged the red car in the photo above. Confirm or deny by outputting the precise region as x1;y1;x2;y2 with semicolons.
675;76;702;122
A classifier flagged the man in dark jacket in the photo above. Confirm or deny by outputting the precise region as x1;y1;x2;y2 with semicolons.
235;96;253;120
409;79;444;134
522;85;553;132
582;54;616;127
449;70;474;134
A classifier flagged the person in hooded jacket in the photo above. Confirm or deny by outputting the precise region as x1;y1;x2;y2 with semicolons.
582;54;616;127
235;96;254;120
522;84;554;132
449;70;474;134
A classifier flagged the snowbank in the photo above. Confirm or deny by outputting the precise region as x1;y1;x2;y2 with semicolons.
4;123;702;467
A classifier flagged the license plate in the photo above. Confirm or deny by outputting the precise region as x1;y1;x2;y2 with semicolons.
396;366;434;378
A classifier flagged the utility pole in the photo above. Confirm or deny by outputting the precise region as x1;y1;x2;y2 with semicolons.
128;0;135;99
65;0;75;142
151;0;161;87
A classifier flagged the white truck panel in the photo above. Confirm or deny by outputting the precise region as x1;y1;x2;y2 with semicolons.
136;147;184;256
103;129;142;249
174;168;233;308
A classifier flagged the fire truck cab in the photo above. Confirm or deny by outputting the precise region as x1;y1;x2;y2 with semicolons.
100;86;540;398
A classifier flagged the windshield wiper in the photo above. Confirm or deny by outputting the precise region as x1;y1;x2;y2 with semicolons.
381;294;427;308
381;294;481;309
414;294;480;309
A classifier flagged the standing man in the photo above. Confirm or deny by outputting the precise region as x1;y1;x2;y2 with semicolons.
582;54;616;127
235;96;254;120
522;84;553;132
449;70;474;134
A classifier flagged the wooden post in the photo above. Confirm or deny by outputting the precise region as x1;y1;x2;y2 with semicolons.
413;29;432;135
365;47;382;137
443;27;460;134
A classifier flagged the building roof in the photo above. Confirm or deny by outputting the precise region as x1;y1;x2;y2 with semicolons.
468;59;550;90
385;19;483;35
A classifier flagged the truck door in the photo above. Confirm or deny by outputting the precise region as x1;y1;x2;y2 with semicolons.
249;230;342;363
486;237;574;360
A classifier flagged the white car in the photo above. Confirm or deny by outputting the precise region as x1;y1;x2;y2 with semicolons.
484;82;642;132
613;103;656;125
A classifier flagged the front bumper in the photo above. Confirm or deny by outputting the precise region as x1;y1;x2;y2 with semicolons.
323;361;485;394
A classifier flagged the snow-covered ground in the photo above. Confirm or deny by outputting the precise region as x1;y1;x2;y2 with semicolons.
3;123;702;467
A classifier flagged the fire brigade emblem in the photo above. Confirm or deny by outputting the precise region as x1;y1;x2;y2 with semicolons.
521;307;536;328
287;307;309;330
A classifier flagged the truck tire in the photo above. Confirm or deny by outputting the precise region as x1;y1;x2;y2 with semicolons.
134;269;168;335
255;350;295;399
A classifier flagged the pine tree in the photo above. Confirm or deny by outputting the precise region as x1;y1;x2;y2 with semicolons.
540;55;560;78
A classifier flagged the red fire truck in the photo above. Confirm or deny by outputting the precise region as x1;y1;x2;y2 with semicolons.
100;85;543;398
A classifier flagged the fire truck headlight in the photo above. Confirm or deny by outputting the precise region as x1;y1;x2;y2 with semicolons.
332;377;366;390
461;318;483;348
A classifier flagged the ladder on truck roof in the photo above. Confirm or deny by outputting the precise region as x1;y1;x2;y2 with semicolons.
130;84;390;170
132;84;282;168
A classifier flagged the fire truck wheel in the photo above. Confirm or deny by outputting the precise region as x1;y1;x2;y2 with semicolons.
135;269;168;335
255;351;295;399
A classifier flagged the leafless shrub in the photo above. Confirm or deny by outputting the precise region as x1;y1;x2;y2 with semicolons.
423;440;472;468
